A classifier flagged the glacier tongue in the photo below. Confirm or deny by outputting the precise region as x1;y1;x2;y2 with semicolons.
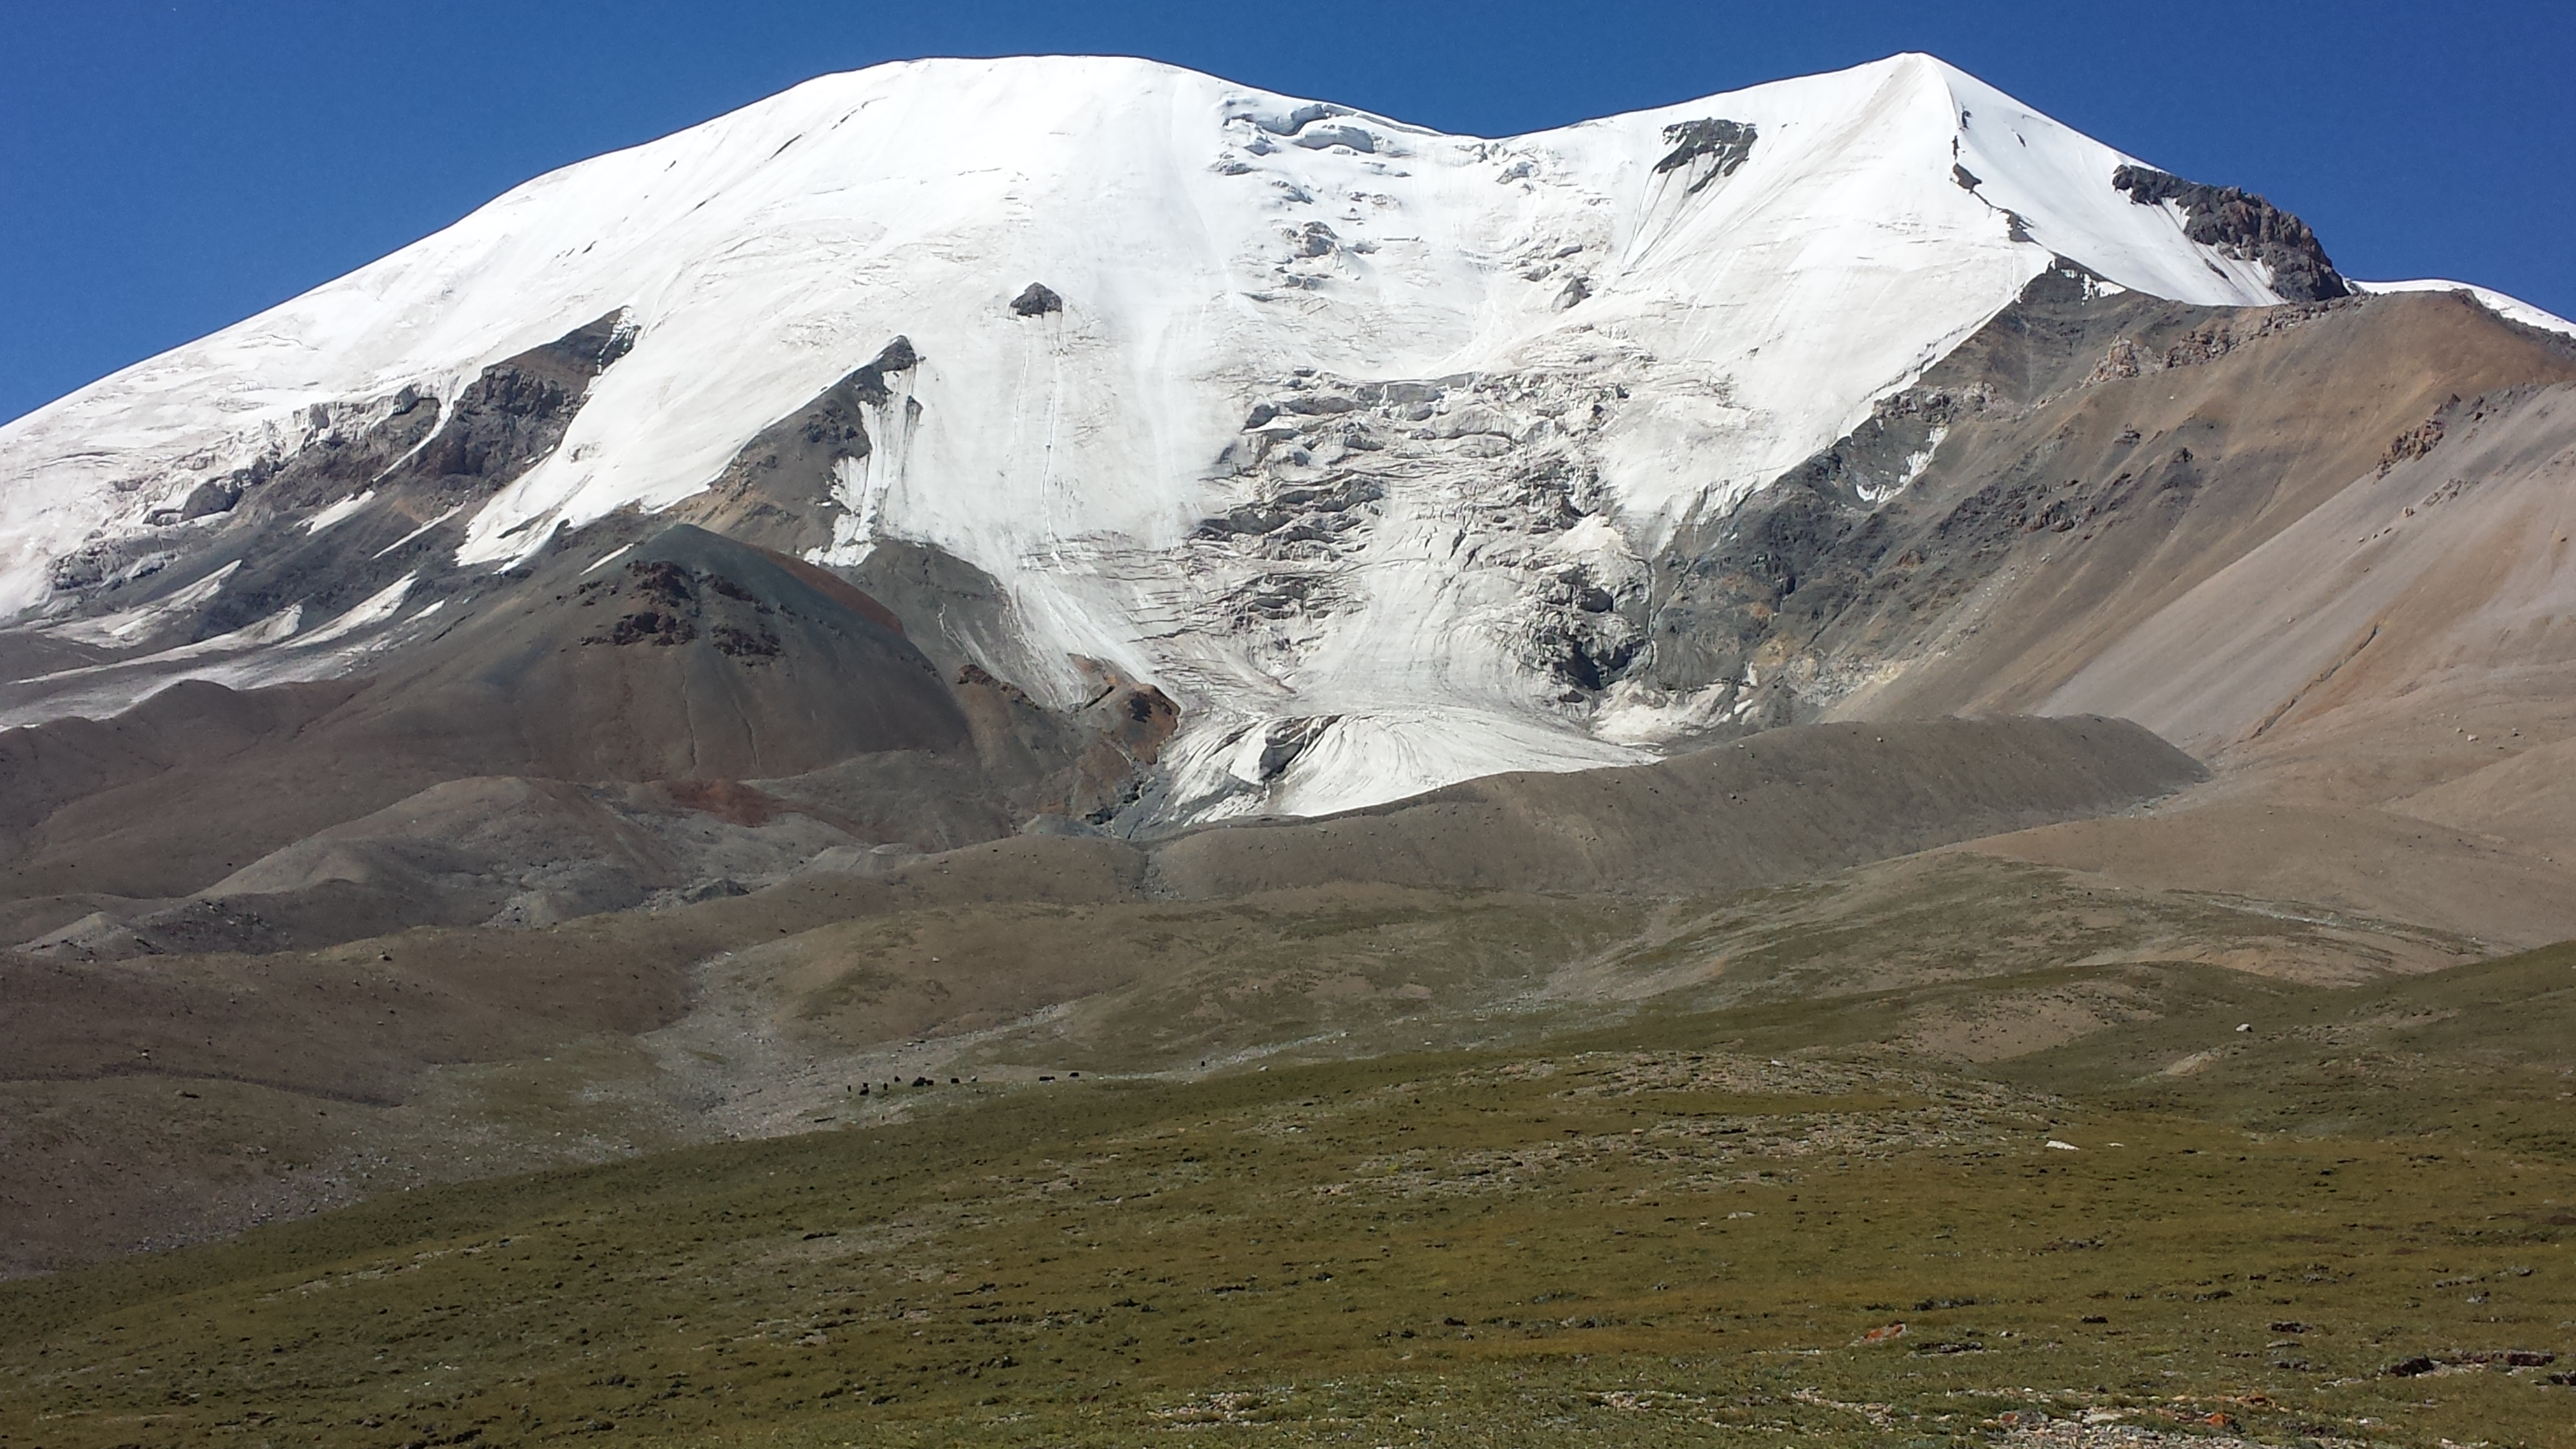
0;52;2325;820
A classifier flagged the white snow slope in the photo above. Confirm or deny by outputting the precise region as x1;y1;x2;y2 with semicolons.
0;52;2466;819
2351;278;2576;340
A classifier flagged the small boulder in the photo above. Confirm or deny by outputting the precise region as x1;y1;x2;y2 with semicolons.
1010;283;1063;317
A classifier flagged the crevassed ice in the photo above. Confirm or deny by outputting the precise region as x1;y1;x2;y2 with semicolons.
0;52;2336;817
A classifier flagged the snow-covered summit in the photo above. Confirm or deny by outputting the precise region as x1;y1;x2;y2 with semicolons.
0;52;2424;819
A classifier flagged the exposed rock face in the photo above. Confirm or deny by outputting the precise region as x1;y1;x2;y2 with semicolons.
401;311;636;494
95;311;640;648
1619;281;2576;758
1654;118;1758;193
2378;408;2449;474
1622;261;2181;723
148;309;633;543
680;350;894;555
857;334;920;383
1010;282;1063;316
952;660;1181;825
2110;164;2349;302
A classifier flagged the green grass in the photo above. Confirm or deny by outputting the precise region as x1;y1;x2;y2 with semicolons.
5;946;2575;1447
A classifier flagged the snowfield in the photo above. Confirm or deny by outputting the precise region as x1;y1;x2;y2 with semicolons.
5;52;2555;819
2351;278;2576;340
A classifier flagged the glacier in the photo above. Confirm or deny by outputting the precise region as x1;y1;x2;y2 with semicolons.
6;51;2551;821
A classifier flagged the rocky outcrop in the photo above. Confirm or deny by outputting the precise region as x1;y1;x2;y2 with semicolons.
2379;406;2451;475
669;335;922;559
1622;282;2576;759
1628;264;2397;734
1655;119;1757;193
2110;164;2349;302
88;311;642;643
395;310;635;497
948;657;1179;827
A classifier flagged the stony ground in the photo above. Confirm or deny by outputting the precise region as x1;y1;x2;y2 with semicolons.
2;940;2569;1448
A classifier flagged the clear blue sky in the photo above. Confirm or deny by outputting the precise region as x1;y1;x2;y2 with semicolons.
4;0;2569;424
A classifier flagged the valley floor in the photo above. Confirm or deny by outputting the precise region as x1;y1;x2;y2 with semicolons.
3;941;2570;1448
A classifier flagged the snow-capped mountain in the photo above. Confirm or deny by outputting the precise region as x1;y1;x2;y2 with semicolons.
0;52;2550;824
